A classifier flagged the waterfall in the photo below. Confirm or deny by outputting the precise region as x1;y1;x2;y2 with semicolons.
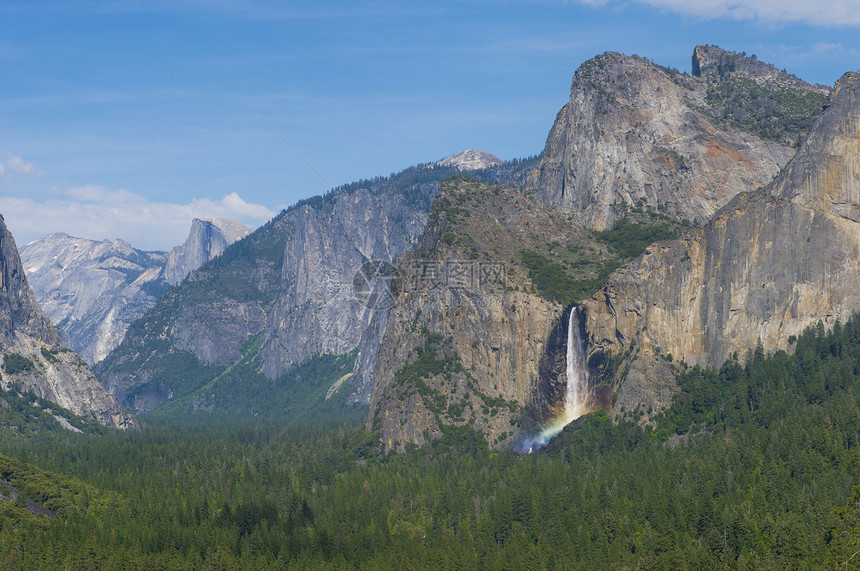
564;306;589;422
521;306;590;452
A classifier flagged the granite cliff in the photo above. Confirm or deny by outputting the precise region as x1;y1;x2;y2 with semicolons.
0;214;134;429
162;218;252;285
21;234;167;365
95;158;537;414
368;47;834;449
526;47;827;230
367;178;658;450
21;218;250;364
582;70;860;417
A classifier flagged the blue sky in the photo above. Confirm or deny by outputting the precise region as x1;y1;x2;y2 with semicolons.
1;0;859;250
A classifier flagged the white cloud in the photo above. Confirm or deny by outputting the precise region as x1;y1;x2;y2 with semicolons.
2;154;42;177
0;186;276;251
579;0;860;27
807;42;860;58
193;192;275;220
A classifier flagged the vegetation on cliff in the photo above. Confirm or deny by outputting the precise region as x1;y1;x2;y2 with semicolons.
0;387;106;439
691;45;828;147
420;177;625;306
703;75;826;147
0;452;99;534
2;354;34;376
518;206;687;306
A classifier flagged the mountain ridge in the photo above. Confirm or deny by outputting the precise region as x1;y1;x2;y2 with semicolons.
434;150;505;171
21;217;250;364
94;158;541;415
89;46;848;451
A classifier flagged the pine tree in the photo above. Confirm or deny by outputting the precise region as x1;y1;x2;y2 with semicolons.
831;486;860;568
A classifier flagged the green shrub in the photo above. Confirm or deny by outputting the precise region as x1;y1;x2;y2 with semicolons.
40;348;59;364
594;218;679;260
520;250;616;305
704;76;825;146
4;354;34;375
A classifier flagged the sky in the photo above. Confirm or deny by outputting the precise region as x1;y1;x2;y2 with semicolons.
1;0;859;251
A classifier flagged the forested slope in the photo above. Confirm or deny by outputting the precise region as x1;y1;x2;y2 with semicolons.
1;314;858;568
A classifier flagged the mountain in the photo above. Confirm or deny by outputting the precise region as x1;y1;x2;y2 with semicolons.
367;47;834;450
96;188;427;414
21;234;167;365
94;160;539;415
581;70;860;417
434;150;505;171
367;178;616;450
162;218;252;285
21;218;250;365
0;214;134;429
526;47;828;230
367;172;698;450
96;46;835;446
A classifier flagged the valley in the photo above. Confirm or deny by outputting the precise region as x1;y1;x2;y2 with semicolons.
1;44;859;568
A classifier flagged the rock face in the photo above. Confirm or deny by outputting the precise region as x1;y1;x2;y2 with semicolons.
21;235;168;365
526;48;827;230
255;189;425;384
0;214;134;429
0;221;58;350
582;71;860;416
434;150;505;171
21;218;250;364
162;218;251;285
96;167;446;413
95;159;540;415
369;48;836;449
368;178;620;451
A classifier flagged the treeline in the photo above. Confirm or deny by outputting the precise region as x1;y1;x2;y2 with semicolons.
593;216;680;259
1;315;860;568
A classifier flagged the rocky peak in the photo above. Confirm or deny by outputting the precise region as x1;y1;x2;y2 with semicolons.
772;70;860;217
209;217;254;243
162;218;252;285
691;45;827;93
0;214;134;429
21;217;250;365
526;48;803;230
434;150;504;171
